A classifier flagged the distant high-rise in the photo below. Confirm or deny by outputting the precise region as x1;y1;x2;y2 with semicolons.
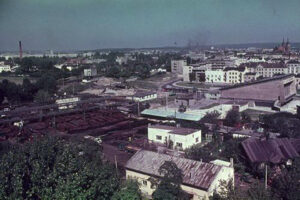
19;41;23;59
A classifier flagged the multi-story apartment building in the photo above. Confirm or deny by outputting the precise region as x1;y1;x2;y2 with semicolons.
287;60;300;74
243;62;288;78
171;59;187;74
182;65;194;82
224;67;248;84
205;69;225;83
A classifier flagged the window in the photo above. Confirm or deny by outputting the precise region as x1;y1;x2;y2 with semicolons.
176;142;182;148
195;137;199;142
142;180;147;186
156;135;162;140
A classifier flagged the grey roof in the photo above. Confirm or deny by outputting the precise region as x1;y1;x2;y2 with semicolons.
148;124;199;136
220;74;294;91
141;109;202;121
125;150;222;191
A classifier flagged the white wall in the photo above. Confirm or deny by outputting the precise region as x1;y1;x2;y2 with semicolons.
148;127;201;150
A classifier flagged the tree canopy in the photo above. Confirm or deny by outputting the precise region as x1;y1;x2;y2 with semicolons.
0;136;119;200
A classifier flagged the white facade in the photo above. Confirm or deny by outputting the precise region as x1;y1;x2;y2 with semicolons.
127;92;157;102
256;64;288;78
171;60;187;74
287;62;300;74
224;69;247;84
183;65;194;82
205;70;225;83
148;124;201;150
0;62;11;73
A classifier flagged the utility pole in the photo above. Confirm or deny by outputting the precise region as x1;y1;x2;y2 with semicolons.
165;93;168;110
265;164;268;189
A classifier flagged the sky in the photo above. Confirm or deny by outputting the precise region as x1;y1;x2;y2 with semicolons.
0;0;300;51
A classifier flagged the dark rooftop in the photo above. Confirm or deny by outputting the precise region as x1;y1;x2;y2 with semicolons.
241;138;300;164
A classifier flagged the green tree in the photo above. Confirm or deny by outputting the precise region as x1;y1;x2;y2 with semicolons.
272;158;300;200
0;136;119;200
152;161;189;200
107;66;121;78
112;180;142;200
34;90;52;104
224;109;241;127
36;74;57;94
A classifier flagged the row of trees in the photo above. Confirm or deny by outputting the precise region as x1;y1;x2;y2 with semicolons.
0;75;56;105
0;136;187;200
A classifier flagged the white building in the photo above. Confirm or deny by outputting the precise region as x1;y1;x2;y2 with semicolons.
205;70;225;83
125;150;234;200
116;56;128;65
171;60;187;74
224;67;248;84
148;124;201;150
287;60;300;74
127;91;157;102
0;62;11;73
183;65;194;82
84;67;97;77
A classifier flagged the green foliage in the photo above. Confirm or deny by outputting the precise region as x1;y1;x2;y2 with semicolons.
152;161;189;200
261;112;300;138
107;66;121;78
271;158;300;200
112;180;142;200
34;90;52;104
224;110;241;127
35;74;57;94
0;136;119;200
210;179;272;200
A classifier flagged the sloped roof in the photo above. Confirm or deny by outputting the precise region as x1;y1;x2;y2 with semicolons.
125;150;222;191
241;138;300;164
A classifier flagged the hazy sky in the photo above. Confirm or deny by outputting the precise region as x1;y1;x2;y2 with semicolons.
0;0;300;51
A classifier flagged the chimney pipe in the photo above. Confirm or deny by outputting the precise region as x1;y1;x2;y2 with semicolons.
19;41;23;59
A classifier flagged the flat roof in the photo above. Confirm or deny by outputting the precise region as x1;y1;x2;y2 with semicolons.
220;74;294;91
141;109;202;121
149;124;199;135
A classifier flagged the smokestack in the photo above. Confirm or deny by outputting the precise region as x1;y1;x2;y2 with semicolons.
19;41;22;59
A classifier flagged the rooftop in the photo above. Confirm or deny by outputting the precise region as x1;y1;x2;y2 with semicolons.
141;109;202;121
241;138;300;164
125;150;223;191
220;74;294;91
148;124;199;135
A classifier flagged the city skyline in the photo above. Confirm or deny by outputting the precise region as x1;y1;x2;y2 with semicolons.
0;0;300;51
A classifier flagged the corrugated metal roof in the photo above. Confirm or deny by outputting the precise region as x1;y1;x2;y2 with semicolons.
242;138;300;164
125;150;222;191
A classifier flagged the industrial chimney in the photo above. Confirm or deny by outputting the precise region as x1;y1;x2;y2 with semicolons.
19;41;22;59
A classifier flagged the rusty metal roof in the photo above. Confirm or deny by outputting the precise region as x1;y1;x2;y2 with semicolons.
125;150;222;191
242;138;300;164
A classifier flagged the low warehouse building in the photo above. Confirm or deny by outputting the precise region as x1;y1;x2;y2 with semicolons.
220;75;296;106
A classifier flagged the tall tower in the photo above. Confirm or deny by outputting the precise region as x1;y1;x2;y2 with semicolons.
19;41;23;59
